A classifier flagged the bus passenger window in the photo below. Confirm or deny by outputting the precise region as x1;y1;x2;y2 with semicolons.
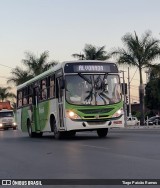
29;97;32;104
28;85;33;104
18;91;22;107
50;76;55;98
42;79;47;100
22;87;28;105
23;98;27;105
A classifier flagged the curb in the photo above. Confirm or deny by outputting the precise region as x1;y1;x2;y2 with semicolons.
124;125;160;129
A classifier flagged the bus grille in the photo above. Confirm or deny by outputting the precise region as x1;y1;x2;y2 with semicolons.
78;108;114;114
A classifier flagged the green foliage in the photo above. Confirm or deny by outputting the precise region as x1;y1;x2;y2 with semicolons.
149;64;160;80
111;30;160;83
111;30;160;124
145;79;160;112
22;51;58;76
0;87;16;102
7;51;58;86
72;44;110;60
132;110;141;119
7;66;33;86
145;63;160;113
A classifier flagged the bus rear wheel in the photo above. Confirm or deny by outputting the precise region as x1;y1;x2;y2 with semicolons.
27;121;36;138
97;128;108;138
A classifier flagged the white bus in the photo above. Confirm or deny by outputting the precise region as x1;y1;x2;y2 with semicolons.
16;60;124;139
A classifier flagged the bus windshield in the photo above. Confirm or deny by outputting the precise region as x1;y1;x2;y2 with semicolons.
65;74;121;106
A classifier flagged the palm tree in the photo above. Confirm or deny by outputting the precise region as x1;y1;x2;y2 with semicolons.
22;51;58;76
111;30;160;124
72;53;85;60
7;51;58;86
72;44;110;60
7;66;33;86
0;87;16;102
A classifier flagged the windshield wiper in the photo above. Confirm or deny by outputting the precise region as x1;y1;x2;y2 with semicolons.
78;73;92;84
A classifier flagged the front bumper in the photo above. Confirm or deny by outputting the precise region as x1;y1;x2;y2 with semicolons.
64;115;124;131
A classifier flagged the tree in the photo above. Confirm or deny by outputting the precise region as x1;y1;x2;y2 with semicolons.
111;31;160;124
7;51;58;86
0;87;16;102
7;66;33;86
148;64;160;80
145;63;160;114
145;79;160;114
72;44;110;60
22;51;58;76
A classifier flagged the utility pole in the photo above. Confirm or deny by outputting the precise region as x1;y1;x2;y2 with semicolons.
128;67;131;117
120;70;127;126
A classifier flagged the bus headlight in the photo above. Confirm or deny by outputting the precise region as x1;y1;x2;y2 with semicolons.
13;122;17;126
112;108;123;118
0;123;3;127
66;110;81;120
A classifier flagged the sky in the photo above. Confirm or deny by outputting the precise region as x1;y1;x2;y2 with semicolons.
1;0;160;102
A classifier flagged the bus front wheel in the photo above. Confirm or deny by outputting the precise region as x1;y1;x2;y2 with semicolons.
97;128;108;138
53;120;64;139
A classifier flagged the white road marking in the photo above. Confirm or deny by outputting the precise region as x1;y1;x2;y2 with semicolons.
79;144;110;150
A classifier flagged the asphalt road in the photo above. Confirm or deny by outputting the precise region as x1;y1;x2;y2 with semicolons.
0;128;160;187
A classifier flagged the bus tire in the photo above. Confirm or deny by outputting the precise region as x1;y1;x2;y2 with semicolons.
54;128;64;139
50;115;55;132
97;128;108;138
27;120;36;138
53;119;63;139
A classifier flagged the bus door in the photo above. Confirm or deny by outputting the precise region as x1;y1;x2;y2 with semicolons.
56;76;64;128
32;86;41;132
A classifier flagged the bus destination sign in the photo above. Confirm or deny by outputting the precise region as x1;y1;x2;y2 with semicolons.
74;65;107;72
64;62;118;73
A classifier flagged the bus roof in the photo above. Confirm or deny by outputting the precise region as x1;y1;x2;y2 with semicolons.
17;62;62;90
17;60;118;90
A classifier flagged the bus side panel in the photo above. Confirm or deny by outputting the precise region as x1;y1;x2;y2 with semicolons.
19;106;36;132
38;100;50;131
40;98;59;132
21;106;30;132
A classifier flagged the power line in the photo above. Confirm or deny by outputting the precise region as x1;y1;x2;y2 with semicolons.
124;76;139;81
130;68;138;83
